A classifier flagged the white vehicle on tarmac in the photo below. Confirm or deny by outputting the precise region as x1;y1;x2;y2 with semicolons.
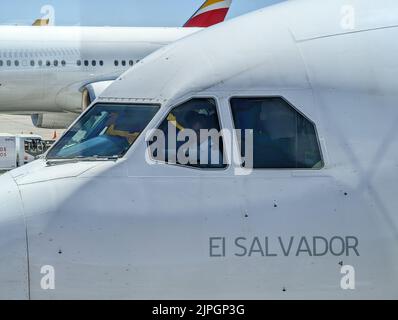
0;133;49;171
0;133;17;171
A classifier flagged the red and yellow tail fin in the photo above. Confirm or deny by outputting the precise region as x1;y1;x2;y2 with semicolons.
32;19;49;26
184;0;232;28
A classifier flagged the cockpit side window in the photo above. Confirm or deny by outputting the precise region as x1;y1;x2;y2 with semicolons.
148;98;226;169
230;97;323;169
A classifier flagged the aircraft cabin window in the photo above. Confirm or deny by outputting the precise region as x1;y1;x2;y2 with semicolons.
84;60;89;67
77;60;82;66
149;98;226;169
14;60;19;67
92;60;96;67
38;60;43;66
114;60;119;66
121;60;126;67
7;60;11;66
46;60;51;67
129;60;134;66
0;60;3;67
230;97;323;169
30;60;35;67
46;103;160;160
54;60;59;67
99;60;104;66
61;60;66;66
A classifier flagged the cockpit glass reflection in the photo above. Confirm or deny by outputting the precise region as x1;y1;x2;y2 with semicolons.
46;103;159;160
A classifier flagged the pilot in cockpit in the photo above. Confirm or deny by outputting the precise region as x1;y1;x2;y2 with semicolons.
182;110;223;167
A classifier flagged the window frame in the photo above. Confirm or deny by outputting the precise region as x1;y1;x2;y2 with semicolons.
229;95;324;171
146;97;229;171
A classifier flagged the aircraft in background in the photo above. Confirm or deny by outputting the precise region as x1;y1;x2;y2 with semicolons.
0;0;232;129
0;0;397;299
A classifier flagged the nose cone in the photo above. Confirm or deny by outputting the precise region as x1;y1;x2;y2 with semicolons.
0;173;29;299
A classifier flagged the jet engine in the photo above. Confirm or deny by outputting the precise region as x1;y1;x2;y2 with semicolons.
81;80;114;110
31;112;79;129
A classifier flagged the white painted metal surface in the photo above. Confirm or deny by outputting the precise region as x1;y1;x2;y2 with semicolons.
0;0;397;299
0;172;29;299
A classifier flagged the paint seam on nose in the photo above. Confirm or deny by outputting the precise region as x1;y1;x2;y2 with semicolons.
13;176;31;301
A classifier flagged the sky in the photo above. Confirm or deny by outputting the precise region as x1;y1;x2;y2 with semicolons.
0;0;284;27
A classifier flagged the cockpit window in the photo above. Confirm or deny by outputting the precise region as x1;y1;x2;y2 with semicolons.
230;97;323;169
46;103;159;160
148;98;226;169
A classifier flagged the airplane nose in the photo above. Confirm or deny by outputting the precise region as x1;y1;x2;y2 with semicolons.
0;173;29;299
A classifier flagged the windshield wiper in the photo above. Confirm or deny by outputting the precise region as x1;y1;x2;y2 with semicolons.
75;155;120;161
46;155;120;165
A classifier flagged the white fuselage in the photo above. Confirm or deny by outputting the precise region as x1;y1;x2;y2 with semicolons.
0;26;199;114
1;0;398;300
